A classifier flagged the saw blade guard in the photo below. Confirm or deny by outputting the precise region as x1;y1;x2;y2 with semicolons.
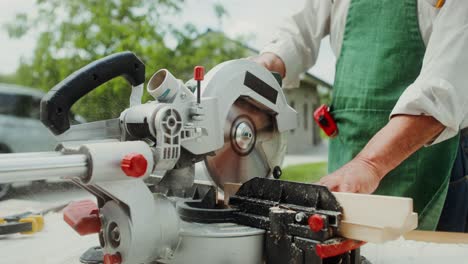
201;59;297;189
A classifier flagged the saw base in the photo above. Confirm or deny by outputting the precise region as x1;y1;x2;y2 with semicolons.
80;177;371;264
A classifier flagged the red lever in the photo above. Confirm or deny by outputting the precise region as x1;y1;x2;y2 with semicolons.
194;66;205;104
313;104;338;138
104;253;122;264
308;214;325;232
316;239;365;259
194;66;205;81
121;153;148;178
63;200;101;236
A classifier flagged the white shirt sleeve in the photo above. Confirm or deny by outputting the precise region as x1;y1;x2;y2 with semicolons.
260;1;331;88
390;0;468;145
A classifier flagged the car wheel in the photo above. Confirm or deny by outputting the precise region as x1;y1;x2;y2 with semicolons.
0;145;12;200
0;183;11;200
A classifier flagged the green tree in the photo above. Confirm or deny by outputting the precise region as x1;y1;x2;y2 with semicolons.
0;73;17;84
5;0;247;121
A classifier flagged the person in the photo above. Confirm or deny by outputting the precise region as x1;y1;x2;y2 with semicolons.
252;0;468;231
437;128;468;232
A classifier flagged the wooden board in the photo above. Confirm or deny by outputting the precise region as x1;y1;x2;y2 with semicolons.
332;192;415;229
404;230;468;244
339;213;418;243
332;192;418;243
223;182;242;205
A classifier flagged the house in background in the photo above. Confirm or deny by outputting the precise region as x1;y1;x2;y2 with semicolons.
283;73;332;154
197;30;333;154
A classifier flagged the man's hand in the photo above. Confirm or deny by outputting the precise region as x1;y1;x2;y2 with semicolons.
318;115;446;194
249;52;286;78
318;158;381;193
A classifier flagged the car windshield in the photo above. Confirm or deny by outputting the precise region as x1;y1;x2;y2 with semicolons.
0;92;39;119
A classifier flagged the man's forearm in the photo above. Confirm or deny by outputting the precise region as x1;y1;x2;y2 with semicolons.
354;115;446;179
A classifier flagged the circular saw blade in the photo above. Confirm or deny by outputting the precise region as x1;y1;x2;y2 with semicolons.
205;98;287;189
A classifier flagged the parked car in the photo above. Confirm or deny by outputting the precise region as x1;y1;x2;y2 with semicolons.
0;83;85;199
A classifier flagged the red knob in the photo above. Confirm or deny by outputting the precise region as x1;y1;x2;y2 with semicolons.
308;214;325;232
121;153;148;178
194;66;205;81
104;253;122;264
63;200;101;236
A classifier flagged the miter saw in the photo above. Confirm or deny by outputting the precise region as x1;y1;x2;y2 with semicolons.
0;52;376;264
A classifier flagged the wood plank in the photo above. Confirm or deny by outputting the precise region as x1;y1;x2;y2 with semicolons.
223;182;242;205
339;222;399;243
404;230;468;244
332;192;417;243
332;192;415;229
339;213;418;243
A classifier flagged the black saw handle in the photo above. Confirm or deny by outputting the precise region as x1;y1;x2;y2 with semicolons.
40;51;145;135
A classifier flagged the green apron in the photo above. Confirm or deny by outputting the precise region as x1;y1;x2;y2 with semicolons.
329;0;459;230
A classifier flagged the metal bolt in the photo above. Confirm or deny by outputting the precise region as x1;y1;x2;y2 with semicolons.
108;222;121;248
295;212;307;223
273;166;282;179
110;226;121;243
234;122;255;151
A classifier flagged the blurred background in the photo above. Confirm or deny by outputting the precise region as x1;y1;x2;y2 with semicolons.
2;3;468;263
0;0;336;201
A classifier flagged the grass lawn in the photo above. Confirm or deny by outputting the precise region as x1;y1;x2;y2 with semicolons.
281;162;328;183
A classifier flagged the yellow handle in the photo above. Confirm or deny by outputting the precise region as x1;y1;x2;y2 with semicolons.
435;0;445;8
18;215;44;234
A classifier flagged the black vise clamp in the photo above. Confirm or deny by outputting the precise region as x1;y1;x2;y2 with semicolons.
229;178;368;264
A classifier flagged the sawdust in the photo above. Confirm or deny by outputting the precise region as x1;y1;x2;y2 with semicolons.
1;212;467;264
362;237;468;264
0;213;96;264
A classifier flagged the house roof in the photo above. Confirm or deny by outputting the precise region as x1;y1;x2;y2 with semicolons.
0;83;45;98
300;72;332;88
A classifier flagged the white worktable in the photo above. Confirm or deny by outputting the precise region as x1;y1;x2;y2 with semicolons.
1;199;468;264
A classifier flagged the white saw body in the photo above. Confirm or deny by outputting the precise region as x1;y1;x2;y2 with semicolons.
0;52;418;264
0;53;296;264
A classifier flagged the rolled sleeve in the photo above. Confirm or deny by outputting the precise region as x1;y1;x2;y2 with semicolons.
391;0;468;145
261;0;331;88
391;78;463;144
